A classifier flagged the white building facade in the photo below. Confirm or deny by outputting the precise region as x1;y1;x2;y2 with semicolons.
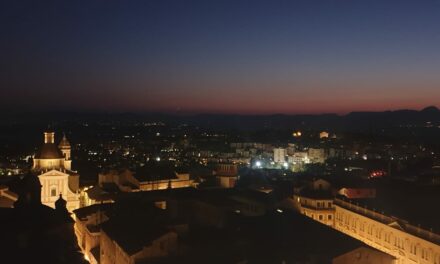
33;130;80;212
273;148;287;163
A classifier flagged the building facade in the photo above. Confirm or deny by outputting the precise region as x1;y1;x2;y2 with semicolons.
334;199;440;264
73;204;113;264
273;148;287;163
100;228;177;264
293;180;440;264
33;130;80;212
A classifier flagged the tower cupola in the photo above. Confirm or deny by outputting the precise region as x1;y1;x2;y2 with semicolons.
44;130;55;144
58;133;71;162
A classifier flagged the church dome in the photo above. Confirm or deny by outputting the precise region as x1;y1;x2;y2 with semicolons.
35;143;64;159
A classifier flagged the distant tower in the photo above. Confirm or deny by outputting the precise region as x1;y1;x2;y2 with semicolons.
58;133;72;171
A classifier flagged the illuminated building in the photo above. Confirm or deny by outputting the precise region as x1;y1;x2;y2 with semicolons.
215;163;238;188
32;130;80;212
73;204;114;264
273;148;287;163
293;179;335;226
307;148;326;163
338;187;376;199
74;200;179;264
288;151;310;171
0;185;18;207
85;167;195;201
100;225;177;264
293;179;440;264
334;199;440;264
137;172;193;191
320;131;330;139
288;151;309;164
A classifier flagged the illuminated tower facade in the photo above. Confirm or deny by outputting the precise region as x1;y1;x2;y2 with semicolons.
33;130;80;212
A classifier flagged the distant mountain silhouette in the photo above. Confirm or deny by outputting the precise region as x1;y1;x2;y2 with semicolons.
172;107;440;131
1;106;440;132
421;106;440;113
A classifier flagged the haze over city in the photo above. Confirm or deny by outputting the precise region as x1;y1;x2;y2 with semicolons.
2;0;440;114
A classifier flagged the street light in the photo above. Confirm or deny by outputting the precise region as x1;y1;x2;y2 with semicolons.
255;161;262;168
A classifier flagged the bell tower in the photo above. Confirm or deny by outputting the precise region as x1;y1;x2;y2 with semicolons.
44;131;55;144
58;134;72;170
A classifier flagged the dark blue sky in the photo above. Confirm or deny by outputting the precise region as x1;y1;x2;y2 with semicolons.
2;0;440;114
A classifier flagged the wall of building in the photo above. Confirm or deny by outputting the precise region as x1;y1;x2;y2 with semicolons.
38;171;80;211
100;230;116;264
292;192;440;264
216;164;238;176
218;176;237;188
293;195;334;226
139;178;193;191
74;209;110;263
33;158;64;170
334;200;440;264
308;148;326;163
99;169;139;191
338;188;376;199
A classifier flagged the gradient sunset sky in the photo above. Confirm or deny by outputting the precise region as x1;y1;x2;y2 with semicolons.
2;0;440;114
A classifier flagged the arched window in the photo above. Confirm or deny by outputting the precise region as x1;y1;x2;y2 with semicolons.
50;186;57;197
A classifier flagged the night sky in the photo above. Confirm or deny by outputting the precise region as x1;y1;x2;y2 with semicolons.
2;0;440;114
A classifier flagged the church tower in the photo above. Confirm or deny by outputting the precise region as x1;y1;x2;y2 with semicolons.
44;130;55;144
58;134;72;171
33;130;80;212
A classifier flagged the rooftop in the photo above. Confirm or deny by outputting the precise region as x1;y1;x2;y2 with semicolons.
101;205;171;255
73;203;115;220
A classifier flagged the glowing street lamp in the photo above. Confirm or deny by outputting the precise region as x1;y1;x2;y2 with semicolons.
255;161;262;168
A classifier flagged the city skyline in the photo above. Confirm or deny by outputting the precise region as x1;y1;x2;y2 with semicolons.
2;0;440;114
2;2;440;264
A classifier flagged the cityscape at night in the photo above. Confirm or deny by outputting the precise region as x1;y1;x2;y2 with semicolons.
1;1;440;264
